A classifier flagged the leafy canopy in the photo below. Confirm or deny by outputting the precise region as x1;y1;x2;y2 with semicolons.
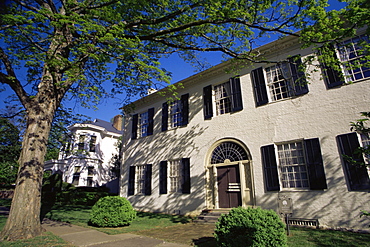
1;0;369;109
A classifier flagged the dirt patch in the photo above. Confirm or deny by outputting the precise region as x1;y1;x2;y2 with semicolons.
136;223;217;246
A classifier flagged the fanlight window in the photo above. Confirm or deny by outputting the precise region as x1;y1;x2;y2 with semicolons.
211;142;248;164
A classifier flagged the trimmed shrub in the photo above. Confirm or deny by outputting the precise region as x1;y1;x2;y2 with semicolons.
214;207;287;247
89;196;136;227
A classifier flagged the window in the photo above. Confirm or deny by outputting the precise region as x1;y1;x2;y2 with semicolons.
72;166;81;186
251;55;308;107
87;166;94;187
338;35;370;82
319;34;370;88
136;165;146;194
336;132;370;191
139;111;149;137
261;138;327;191
128;164;152;195
265;63;293;101
214;82;232;115
162;94;189;131
203;77;243;120
78;135;85;150
211;142;248;164
159;158;190;194
360;133;370;164
89;136;96;152
169;160;182;193
277;142;309;189
131;108;154;140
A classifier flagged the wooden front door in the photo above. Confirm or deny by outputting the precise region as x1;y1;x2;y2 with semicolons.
217;165;242;208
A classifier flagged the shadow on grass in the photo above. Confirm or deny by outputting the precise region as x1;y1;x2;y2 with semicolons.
193;236;217;247
136;211;191;224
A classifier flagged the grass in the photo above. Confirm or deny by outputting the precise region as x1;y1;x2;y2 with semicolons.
44;205;192;235
42;204;370;246
287;226;370;247
1;199;370;246
0;215;73;247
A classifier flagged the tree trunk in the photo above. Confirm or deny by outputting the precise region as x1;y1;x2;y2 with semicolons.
0;102;55;241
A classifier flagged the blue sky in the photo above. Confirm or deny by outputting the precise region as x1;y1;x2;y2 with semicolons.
0;0;347;123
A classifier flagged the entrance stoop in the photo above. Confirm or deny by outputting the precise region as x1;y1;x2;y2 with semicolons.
194;209;231;224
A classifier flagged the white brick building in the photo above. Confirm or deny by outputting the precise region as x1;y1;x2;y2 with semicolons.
120;33;370;230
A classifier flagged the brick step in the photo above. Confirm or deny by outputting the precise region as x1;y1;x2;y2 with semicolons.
194;209;231;224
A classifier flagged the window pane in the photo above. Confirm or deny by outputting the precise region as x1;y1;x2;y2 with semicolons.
136;165;146;194
170;160;182;193
170;100;182;128
277;141;309;189
266;64;292;101
338;34;370;82
214;82;232;115
139;112;149;137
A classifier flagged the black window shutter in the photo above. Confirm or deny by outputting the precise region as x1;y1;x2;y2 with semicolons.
159;161;168;194
230;77;243;112
144;164;152;195
337;133;370;190
181;158;191;194
181;93;189;126
162;102;168;132
147;108;154;136
251;68;268;107
288;55;309;96
128;166;135;196
203;85;213;120
304;138;328;190
318;45;344;89
131;114;138;140
261;145;280;191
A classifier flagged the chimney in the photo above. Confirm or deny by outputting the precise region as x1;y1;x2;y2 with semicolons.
113;115;123;131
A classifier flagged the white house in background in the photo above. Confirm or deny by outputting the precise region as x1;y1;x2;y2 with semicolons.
120;30;370;230
44;115;123;193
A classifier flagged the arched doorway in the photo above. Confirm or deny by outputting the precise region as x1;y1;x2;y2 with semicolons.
206;139;255;209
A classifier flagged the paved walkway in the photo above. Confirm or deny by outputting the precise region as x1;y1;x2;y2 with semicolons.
1;207;188;247
42;219;189;247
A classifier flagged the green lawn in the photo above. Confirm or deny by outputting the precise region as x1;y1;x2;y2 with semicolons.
0;215;73;247
43;204;192;235
0;199;370;246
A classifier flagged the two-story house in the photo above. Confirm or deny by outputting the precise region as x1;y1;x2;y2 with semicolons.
45;115;123;193
120;31;370;230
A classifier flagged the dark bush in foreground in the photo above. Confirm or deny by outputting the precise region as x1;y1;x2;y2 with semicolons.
89;196;136;227
214;207;287;247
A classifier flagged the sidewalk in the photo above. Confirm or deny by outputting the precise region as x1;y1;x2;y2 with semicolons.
42;219;189;247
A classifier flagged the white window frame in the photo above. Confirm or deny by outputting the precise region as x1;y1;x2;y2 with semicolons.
139;111;149;137
135;165;147;194
337;34;370;83
169;160;182;193
78;135;85;151
359;133;370;176
265;63;294;102
214;81;232;115
276;141;310;190
89;136;97;152
170;100;182;128
72;166;81;186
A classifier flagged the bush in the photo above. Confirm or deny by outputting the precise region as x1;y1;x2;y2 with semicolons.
214;207;287;247
57;191;112;206
89;196;136;227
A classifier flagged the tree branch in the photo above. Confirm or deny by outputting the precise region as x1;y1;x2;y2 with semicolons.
0;48;30;108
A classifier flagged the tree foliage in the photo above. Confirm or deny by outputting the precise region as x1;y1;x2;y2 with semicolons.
0;118;21;187
0;0;369;241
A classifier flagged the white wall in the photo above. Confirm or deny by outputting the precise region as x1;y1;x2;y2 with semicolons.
121;41;370;229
